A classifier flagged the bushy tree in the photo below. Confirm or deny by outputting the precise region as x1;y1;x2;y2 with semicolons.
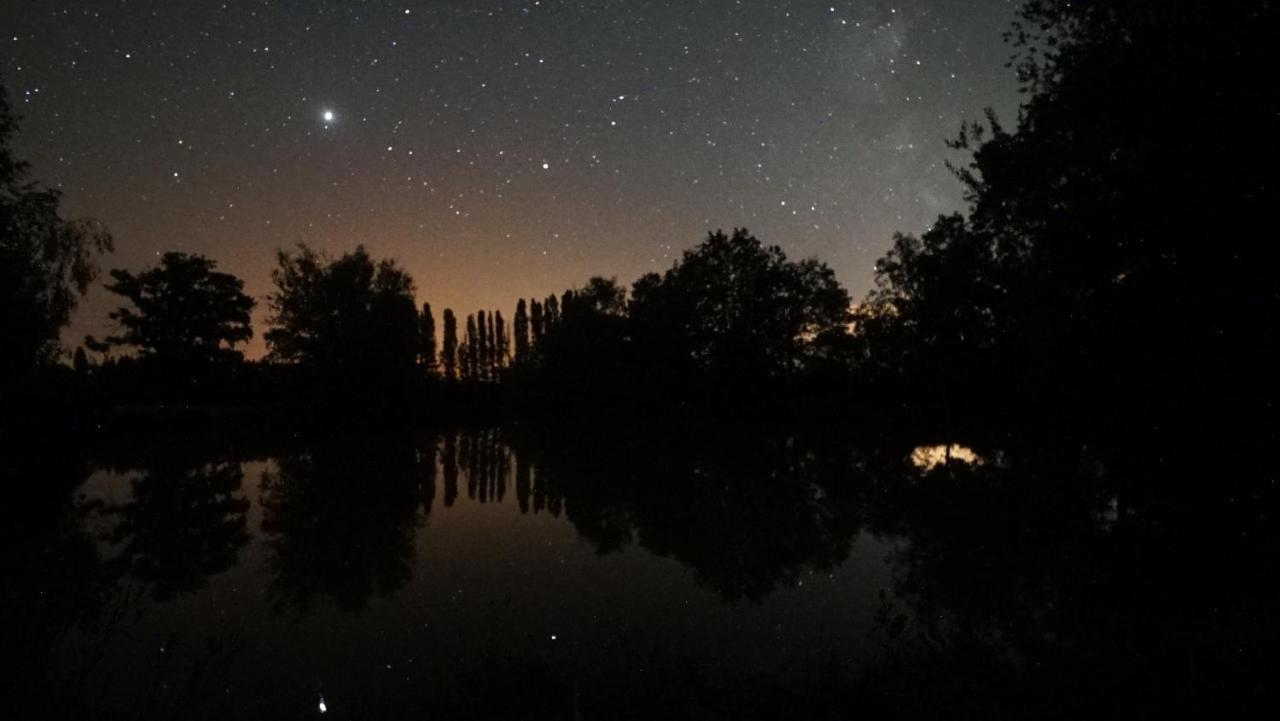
103;252;254;365
265;244;417;381
855;0;1276;419
631;228;851;380
0;80;112;376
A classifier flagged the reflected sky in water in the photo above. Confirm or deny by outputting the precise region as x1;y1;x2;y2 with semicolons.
12;425;1270;718
59;430;896;718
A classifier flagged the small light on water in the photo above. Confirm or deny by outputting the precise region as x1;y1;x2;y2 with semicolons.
319;696;327;713
911;444;981;470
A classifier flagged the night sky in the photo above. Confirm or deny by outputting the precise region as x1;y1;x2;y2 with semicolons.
5;0;1019;357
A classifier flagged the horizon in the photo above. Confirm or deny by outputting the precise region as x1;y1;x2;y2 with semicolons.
5;0;1020;360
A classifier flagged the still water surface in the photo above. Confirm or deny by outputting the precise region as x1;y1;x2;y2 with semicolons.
11;426;1264;718
31;429;903;719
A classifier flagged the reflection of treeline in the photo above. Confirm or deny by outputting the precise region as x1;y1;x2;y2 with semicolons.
14;419;1275;716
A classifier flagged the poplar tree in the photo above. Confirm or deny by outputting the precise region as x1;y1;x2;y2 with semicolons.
494;310;509;370
465;314;479;381
476;310;489;381
544;294;560;330
486;311;497;377
441;308;457;380
530;299;544;345
513;299;530;363
419;302;437;375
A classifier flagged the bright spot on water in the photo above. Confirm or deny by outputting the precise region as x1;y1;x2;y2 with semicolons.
911;444;980;470
322;110;334;122
319;696;327;713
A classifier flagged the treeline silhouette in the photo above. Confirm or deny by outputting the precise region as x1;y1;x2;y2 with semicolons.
4;0;1275;440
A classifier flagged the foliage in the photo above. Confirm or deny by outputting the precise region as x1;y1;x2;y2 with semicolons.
855;0;1277;421
103;252;254;364
0;79;112;376
419;302;437;375
440;307;458;379
265;244;418;380
630;228;852;381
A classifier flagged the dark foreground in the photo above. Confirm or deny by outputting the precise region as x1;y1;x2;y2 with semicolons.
3;418;1273;720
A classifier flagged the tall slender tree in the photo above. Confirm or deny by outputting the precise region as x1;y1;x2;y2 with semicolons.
486;311;497;377
544;294;560;330
465;314;479;381
476;310;489;381
513;299;530;363
418;302;437;376
530;299;545;345
494;310;509;370
441;308;457;380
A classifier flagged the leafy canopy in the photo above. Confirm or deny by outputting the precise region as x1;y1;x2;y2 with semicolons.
0;79;112;374
104;252;254;364
265;244;418;376
631;228;851;378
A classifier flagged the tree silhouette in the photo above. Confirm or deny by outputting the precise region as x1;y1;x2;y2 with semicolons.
486;310;498;377
494;310;509;372
630;228;851;382
265;244;418;391
572;276;626;317
544;294;560;330
419;302;437;376
464;314;478;381
530;298;545;345
0;80;113;378
513;299;530;364
102;252;254;366
259;436;423;614
441;308;458;380
854;0;1277;427
477;310;489;381
108;460;250;600
72;346;89;374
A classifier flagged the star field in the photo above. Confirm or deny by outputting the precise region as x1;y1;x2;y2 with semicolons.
4;0;1019;357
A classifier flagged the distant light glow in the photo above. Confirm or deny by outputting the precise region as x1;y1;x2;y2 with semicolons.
319;696;328;713
911;444;981;470
322;110;334;122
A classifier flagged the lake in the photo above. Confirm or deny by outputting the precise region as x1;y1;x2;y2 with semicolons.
4;425;1269;718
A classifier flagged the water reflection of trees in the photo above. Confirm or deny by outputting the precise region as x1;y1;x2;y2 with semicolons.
258;435;429;614
463;428;867;604
107;460;250;599
854;439;1276;718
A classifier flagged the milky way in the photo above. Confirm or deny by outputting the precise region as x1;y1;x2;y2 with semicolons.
5;0;1019;356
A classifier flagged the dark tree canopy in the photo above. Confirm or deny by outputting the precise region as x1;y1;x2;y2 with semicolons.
855;0;1277;421
631;228;851;380
104;252;254;365
265;244;418;380
0;80;112;376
